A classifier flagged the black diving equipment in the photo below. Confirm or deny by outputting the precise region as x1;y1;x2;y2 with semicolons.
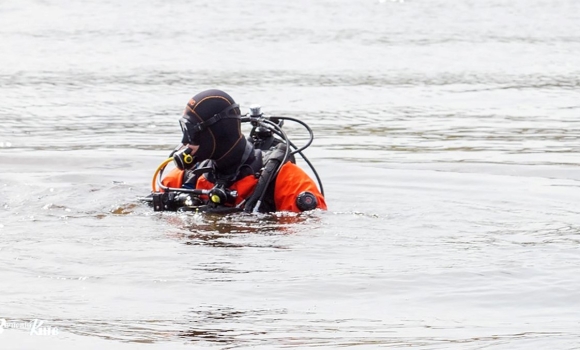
295;191;318;211
142;105;324;213
173;147;196;170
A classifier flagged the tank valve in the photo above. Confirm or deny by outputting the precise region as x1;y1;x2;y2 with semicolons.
249;104;262;117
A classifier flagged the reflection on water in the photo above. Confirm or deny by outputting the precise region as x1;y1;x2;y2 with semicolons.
162;212;321;249
179;306;274;346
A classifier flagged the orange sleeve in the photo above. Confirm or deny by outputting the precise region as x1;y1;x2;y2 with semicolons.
273;162;327;212
161;167;184;190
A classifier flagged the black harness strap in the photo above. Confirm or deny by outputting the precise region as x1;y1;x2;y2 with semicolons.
187;103;240;133
243;143;288;213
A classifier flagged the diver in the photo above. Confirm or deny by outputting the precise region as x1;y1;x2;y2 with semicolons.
153;89;326;213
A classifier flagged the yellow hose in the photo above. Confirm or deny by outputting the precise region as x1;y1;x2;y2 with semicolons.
151;158;173;192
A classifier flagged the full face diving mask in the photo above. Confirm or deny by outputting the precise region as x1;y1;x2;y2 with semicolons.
179;103;241;146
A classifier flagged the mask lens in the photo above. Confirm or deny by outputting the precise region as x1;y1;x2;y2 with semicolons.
179;117;200;145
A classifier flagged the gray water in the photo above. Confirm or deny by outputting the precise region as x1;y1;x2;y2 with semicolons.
1;0;580;348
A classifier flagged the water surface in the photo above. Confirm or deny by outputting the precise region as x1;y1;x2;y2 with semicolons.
1;0;580;348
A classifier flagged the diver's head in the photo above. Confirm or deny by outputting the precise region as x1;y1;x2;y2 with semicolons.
179;89;248;172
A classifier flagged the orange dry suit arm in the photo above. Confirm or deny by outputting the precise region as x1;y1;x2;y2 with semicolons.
273;162;327;212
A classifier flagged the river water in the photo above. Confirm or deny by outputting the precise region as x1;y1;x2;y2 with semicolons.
1;0;580;349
